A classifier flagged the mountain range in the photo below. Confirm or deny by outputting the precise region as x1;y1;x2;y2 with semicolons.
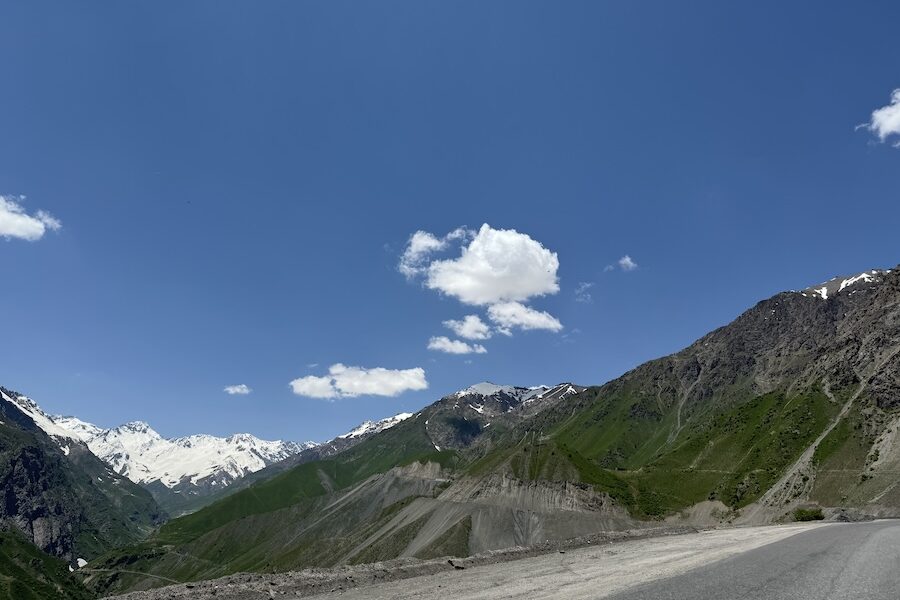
2;267;899;598
3;388;427;518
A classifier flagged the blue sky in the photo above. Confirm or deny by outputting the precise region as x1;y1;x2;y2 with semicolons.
2;1;899;442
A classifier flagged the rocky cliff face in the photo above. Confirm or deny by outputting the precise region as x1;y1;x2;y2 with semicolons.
0;387;164;563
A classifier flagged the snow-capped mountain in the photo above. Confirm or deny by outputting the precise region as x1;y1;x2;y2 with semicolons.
800;269;891;300
54;418;316;489
420;381;586;452
448;382;585;416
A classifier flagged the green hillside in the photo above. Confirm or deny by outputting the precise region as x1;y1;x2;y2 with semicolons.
0;530;91;600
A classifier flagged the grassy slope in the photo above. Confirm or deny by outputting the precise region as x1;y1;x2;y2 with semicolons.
472;386;839;518
0;531;92;600
637;389;837;511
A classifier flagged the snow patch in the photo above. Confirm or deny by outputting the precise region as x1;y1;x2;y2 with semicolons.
802;269;888;301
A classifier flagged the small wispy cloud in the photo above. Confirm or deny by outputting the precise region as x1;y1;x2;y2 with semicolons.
443;314;492;340
0;195;62;242
427;336;487;355
618;255;638;271
575;282;594;303
224;384;252;395
487;301;563;334
604;255;639;273
860;88;900;147
398;227;472;278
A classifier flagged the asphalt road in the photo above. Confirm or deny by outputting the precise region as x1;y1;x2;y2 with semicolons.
608;520;900;600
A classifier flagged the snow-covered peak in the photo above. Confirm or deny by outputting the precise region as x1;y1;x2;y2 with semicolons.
119;420;155;433
800;269;890;300
454;382;518;398
336;412;413;440
65;422;317;488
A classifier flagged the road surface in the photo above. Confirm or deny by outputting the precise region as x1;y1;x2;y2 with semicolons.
109;521;900;599
608;519;900;600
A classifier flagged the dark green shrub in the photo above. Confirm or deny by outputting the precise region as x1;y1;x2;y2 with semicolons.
793;507;824;521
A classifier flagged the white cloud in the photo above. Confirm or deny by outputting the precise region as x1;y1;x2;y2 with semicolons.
399;227;471;278
443;314;492;340
863;89;900;145
618;255;638;271
0;195;62;241
290;363;428;400
400;224;564;341
427;336;487;355
487;301;563;334
424;224;560;306
575;282;594;303
223;384;252;395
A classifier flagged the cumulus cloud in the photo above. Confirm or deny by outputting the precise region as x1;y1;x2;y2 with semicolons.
399;227;471;278
618;255;638;271
290;363;428;400
427;336;487;355
862;89;900;146
0;195;62;241
423;224;559;306
443;314;492;340
223;384;252;395
487;301;563;334
575;282;594;303
400;224;564;341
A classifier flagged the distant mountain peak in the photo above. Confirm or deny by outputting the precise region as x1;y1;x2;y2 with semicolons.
452;381;584;403
454;382;517;397
336;412;413;440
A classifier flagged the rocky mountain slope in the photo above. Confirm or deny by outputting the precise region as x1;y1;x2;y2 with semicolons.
0;388;163;567
78;266;900;597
